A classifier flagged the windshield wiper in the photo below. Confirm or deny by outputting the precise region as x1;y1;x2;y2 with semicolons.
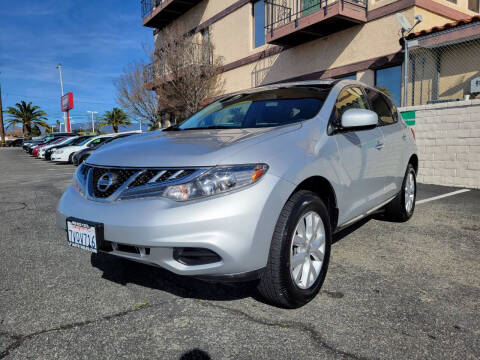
182;125;241;130
163;124;181;131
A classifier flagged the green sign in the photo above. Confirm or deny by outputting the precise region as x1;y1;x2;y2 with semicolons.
401;111;415;126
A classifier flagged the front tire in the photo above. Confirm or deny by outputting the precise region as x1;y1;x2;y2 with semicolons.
384;163;416;222
257;190;331;308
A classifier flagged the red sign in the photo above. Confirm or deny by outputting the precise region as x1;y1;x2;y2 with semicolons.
61;92;74;112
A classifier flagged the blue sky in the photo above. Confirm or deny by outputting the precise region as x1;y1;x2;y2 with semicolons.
0;0;152;128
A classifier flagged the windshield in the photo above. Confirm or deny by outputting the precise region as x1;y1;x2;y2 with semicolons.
75;137;93;146
61;137;78;145
177;87;330;130
69;136;90;145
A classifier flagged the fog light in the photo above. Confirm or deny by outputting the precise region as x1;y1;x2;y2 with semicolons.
173;248;222;266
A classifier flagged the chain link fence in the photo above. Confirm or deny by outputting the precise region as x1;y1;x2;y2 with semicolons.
405;24;480;106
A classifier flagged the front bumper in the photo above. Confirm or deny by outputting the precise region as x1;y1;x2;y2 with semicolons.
56;173;295;277
51;153;69;162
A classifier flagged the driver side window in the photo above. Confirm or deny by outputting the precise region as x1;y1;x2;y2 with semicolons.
332;87;368;126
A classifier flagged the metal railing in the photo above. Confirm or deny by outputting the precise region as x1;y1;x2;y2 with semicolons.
143;43;214;83
265;0;367;34
141;0;164;18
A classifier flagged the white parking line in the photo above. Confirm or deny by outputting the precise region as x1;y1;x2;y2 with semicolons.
417;189;470;204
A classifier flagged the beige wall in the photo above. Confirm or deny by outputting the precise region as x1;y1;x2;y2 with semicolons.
217;6;454;93
152;1;467;95
431;0;479;16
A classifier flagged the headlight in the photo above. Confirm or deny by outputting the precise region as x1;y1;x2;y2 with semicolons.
72;164;87;195
120;164;269;201
55;150;64;154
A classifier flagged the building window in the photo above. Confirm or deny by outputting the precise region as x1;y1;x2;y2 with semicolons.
375;66;402;106
469;0;479;12
254;1;266;48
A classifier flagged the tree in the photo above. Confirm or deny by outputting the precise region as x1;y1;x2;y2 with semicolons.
115;23;225;129
115;62;162;129
152;24;225;122
5;101;48;140
99;108;131;133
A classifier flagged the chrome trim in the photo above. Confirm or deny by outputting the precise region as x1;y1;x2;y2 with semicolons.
366;196;395;215
148;170;167;183
79;165;210;202
119;168;208;200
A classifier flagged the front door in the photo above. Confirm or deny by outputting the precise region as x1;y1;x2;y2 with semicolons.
332;87;386;225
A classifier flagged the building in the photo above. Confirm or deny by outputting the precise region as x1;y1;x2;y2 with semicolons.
140;0;479;106
405;15;480;105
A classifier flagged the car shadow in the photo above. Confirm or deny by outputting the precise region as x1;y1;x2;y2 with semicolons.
90;215;377;303
332;216;372;245
90;252;257;302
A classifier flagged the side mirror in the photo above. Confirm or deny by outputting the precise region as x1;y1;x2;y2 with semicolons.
341;109;378;129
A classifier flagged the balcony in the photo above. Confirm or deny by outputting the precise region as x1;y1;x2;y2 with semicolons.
141;0;200;28
265;0;368;46
143;42;213;88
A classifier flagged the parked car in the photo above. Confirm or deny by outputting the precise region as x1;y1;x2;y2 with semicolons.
7;138;23;147
38;136;78;159
23;132;77;152
72;133;137;166
57;80;418;308
45;135;93;161
51;134;115;163
30;136;67;156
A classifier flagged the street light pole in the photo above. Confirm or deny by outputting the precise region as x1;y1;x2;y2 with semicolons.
0;76;5;147
56;64;68;132
87;111;98;133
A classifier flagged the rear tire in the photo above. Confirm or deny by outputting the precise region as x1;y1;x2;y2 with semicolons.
257;190;331;308
383;163;416;222
68;153;74;164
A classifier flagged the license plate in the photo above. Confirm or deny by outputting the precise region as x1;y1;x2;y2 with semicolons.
66;218;103;253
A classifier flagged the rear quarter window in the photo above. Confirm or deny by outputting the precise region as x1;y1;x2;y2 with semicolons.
365;88;396;125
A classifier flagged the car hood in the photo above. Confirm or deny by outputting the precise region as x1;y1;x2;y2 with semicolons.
88;126;301;167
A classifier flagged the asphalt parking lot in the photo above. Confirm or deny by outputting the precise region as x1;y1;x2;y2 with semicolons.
0;148;479;360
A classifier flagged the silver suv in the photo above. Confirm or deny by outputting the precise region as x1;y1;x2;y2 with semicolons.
57;80;417;308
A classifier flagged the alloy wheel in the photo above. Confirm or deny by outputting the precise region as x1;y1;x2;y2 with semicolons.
404;171;415;213
290;211;326;289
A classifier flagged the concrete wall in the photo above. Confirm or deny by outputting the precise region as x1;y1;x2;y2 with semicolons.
399;99;480;189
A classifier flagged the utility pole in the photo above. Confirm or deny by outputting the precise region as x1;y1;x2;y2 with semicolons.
0;76;5;147
87;111;98;134
56;64;69;132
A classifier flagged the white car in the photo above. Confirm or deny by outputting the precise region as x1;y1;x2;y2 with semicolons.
51;134;115;163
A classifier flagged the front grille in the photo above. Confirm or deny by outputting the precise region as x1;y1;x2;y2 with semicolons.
81;165;201;200
91;167;137;198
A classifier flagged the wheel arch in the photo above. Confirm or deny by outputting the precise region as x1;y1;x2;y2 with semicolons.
291;176;339;230
409;154;418;174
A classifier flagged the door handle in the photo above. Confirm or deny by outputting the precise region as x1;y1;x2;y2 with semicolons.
375;141;384;150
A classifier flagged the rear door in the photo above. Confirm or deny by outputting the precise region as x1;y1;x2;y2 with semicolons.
332;86;386;224
365;89;404;198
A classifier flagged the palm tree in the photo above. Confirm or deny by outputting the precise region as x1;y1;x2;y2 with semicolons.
99;108;131;133
5;101;49;140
